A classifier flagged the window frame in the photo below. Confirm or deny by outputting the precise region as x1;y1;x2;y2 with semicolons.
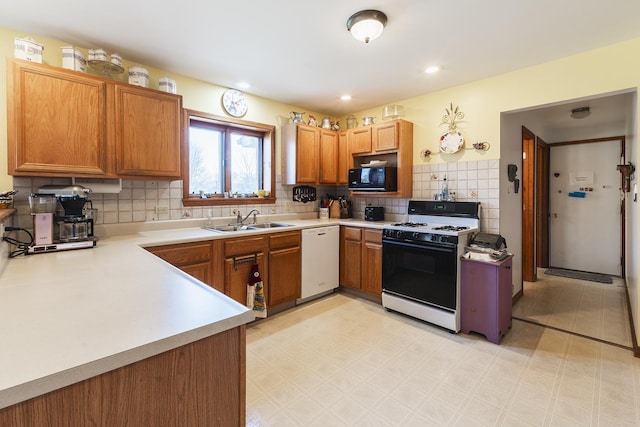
182;109;276;206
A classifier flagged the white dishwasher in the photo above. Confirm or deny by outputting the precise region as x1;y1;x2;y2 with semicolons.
298;225;339;304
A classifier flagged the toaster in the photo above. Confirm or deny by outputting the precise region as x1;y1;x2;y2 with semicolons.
364;206;384;221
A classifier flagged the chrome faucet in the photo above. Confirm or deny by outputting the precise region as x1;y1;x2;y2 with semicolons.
237;209;260;225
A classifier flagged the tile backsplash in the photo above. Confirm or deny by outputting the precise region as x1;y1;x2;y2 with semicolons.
9;159;499;234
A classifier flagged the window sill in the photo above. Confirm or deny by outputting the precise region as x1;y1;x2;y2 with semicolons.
183;197;276;207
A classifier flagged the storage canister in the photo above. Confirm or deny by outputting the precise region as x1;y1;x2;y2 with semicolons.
61;46;86;72
158;76;177;94
93;48;108;61
110;53;122;67
14;37;43;63
128;66;149;87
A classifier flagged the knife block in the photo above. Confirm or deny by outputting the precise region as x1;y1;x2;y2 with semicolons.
329;203;341;218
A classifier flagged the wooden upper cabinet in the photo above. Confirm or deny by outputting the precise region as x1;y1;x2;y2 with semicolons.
6;58;183;179
337;131;349;185
114;85;182;178
373;121;400;152
294;124;319;184
7;58;109;177
319;129;338;184
349;126;372;154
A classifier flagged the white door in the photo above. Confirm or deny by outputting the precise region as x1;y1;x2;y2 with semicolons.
548;140;621;275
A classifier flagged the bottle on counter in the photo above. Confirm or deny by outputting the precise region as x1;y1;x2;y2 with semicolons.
441;176;449;201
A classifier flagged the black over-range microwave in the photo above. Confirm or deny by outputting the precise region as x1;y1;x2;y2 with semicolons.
348;167;397;191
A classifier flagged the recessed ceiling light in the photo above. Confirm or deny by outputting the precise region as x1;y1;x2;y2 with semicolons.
425;66;440;74
341;95;352;101
236;81;251;89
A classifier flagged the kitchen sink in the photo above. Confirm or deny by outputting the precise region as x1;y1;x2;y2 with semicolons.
202;224;251;233
248;222;291;229
202;222;291;233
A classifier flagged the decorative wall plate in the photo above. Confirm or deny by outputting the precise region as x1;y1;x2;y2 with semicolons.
440;131;464;154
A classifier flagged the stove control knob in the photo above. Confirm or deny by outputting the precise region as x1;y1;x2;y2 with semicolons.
412;232;419;240
395;230;403;239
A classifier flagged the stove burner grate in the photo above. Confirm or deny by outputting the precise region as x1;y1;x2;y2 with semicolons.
391;222;428;228
432;225;469;231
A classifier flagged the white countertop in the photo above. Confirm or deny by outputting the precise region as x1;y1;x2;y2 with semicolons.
0;216;389;409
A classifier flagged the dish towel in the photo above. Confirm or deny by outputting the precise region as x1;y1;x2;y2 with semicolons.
247;263;267;318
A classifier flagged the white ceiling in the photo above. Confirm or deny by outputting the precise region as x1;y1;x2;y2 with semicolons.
2;0;640;118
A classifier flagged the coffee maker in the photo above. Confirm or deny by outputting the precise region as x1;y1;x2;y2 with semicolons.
28;185;97;254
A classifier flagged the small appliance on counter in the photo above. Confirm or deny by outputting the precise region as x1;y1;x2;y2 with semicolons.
364;206;384;221
27;185;97;254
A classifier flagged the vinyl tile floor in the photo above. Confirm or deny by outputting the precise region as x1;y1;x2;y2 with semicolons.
513;269;632;349
246;292;640;426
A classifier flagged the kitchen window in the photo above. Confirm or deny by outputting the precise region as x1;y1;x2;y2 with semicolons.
182;109;275;206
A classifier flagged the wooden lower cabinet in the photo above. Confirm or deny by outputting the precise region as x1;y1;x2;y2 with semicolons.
0;326;247;427
146;241;220;291
268;231;301;307
340;226;362;289
361;229;383;296
339;226;383;297
224;236;268;306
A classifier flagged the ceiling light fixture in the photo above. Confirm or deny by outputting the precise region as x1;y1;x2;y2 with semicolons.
346;10;388;44
571;106;591;119
340;95;352;101
425;66;441;74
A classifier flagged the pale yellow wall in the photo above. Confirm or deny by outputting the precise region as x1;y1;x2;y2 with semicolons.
352;38;640;170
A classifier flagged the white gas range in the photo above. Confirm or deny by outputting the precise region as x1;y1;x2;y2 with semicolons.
381;200;480;332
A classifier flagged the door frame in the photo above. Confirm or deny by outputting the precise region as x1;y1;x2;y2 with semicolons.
522;126;536;282
536;137;550;268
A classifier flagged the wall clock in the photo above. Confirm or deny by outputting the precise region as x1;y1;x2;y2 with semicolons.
221;89;248;117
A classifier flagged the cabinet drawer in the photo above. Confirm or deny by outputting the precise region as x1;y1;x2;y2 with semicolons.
363;228;382;243
269;231;301;250
147;242;211;266
343;226;362;241
224;236;267;257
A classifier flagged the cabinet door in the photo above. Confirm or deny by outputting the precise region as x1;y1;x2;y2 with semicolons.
269;246;301;306
114;85;182;178
7;59;109;176
146;242;213;287
225;253;266;306
319;129;338;184
349;127;372;154
337;131;349;185
181;262;212;285
295;125;319;183
361;229;383;296
340;226;362;289
373;121;399;152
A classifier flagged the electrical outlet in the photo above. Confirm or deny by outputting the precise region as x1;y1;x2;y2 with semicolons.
155;206;169;214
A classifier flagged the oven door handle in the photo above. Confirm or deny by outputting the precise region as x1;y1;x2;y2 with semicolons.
383;239;456;254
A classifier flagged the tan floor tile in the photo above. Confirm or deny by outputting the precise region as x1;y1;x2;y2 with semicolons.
503;399;549;426
246;292;638;425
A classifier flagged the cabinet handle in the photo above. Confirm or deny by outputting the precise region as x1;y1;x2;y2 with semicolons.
505;266;511;270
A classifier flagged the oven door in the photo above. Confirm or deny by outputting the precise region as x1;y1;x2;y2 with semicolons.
382;238;458;311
